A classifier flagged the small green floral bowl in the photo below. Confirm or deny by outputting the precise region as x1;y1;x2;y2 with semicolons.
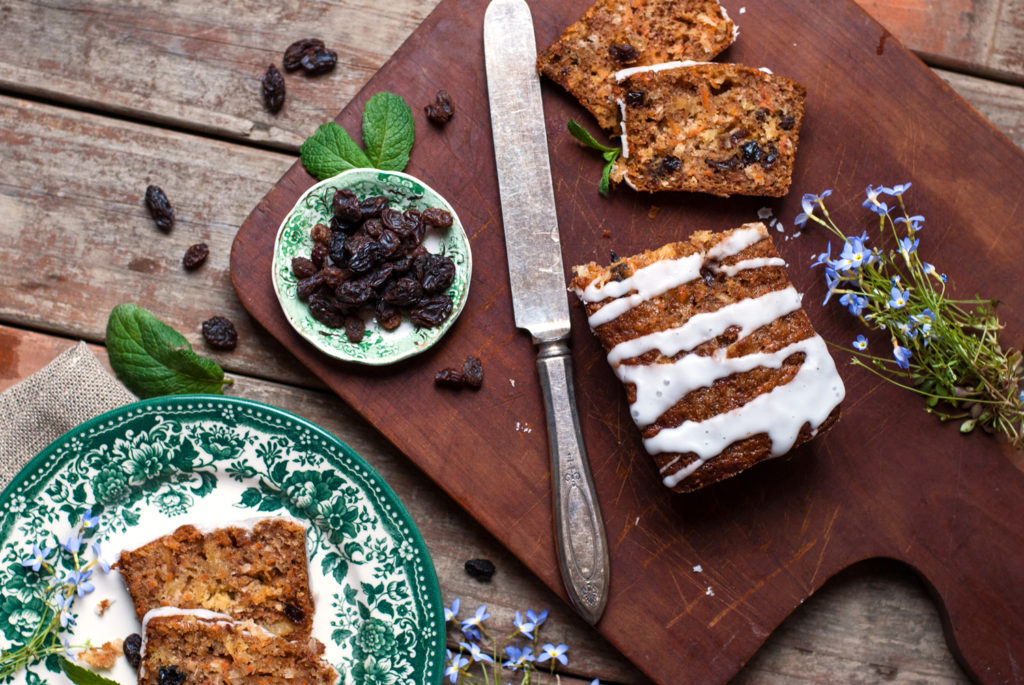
272;168;472;365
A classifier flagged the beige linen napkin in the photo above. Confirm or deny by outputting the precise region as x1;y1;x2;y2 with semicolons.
0;342;135;489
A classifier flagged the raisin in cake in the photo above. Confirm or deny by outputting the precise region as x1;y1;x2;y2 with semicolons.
139;608;337;684
571;223;844;492
537;0;736;130
116;518;313;640
611;62;807;196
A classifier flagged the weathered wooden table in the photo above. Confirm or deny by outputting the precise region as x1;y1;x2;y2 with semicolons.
1;0;1021;682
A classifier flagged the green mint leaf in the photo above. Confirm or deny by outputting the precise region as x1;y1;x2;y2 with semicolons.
361;92;415;171
600;160;614;197
567;118;618;153
105;303;232;399
60;658;121;685
300;122;373;180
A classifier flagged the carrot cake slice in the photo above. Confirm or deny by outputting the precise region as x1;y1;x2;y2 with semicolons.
138;607;337;684
116;518;314;640
571;223;844;492
611;62;807;196
537;0;736;130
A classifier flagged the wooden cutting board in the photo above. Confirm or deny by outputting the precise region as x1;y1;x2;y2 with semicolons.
230;0;1024;682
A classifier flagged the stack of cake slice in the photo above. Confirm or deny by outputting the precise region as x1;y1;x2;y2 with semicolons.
116;517;337;684
538;0;807;197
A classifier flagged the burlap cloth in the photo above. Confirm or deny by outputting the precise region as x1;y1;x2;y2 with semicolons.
0;342;136;489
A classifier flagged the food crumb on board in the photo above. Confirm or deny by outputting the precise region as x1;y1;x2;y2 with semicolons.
509;378;516;387
739;6;746;13
515;421;533;434
79;639;124;669
95;598;113;616
693;564;703;573
602;229;612;238
648;205;660;219
706;586;715;597
635;516;640;525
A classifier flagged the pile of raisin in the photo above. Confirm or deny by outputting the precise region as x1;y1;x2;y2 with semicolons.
292;189;457;342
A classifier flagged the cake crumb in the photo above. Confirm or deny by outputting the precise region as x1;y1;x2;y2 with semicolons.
739;6;746;13
648;205;660;219
601;229;612;238
634;516;640;525
509;378;516;387
706;586;715;597
95;598;113;616
756;207;773;220
693;564;703;573
79;639;123;669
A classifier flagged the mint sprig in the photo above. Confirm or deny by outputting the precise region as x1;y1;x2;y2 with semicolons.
60;658;120;685
300;92;415;180
105;303;232;399
568;119;621;196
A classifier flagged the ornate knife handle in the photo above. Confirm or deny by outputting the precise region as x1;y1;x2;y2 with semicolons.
536;339;610;625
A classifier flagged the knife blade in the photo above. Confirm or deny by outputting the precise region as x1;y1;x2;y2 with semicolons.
483;0;610;625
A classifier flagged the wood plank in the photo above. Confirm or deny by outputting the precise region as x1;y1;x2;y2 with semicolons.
0;325;970;683
0;94;319;389
937;69;1024;151
230;0;1024;682
992;0;1024;80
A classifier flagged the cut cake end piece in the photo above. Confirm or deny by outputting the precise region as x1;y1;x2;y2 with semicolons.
537;0;736;130
571;223;844;492
612;62;807;197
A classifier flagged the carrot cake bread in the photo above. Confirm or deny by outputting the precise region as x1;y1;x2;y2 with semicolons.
116;518;314;640
537;0;736;130
571;223;844;492
611;62;807;196
138;607;337;684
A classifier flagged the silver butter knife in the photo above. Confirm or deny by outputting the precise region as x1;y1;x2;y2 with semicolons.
483;0;610;625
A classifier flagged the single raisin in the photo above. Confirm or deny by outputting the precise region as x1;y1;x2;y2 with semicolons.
283;38;326;71
308;293;344;328
359;196;389;220
158;665;186;685
778;113;796;130
707;156;740;172
283;603;306;624
300;47;337;75
761;142;780;170
415;253;456;293
434;368;466;387
348;240;384;273
145;185;175;232
345;315;366;343
375;300;403;330
755;107;769;122
363;217;385;238
292;257;317;280
463;355;484;388
123;633;142;670
202;316;238;350
741;141;763;165
410;295;453;327
380;207;405;232
319;265;348;289
608;43;639;64
296;273;325;300
389;254;412;273
700;264;717;287
383;277;424;307
333;189;362;223
464;558;496;581
336;279;374;305
328;232;348;267
261;64;285;114
659;156;682;175
311;222;332;244
625;90;646;107
311;242;328;270
729;130;749;146
378;228;402;258
420;207;453;229
425;90;455;125
182;243;209;270
363;263;394;289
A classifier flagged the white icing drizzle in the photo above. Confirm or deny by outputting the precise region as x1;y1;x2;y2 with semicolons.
649;334;844;488
613;60;708;82
617;98;629;159
581;225;768;328
715;256;786;277
139;607;236;679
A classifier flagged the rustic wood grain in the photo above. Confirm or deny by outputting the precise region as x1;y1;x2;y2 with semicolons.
0;325;971;684
230;0;1024;682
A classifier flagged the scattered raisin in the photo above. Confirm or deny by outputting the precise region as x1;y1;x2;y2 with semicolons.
778;113;796;130
463;355;484;388
729;130;749;146
740;141;763;165
410;295;453;327
425;90;455;125
345;315;366;343
376;301;403;330
261;64;285;114
415;253;456;293
311;223;332;244
202;316;238;350
158;665;186;685
700;264;717;287
123;633;142;670
434;368;466;386
283;38;336;75
300;47;337;75
464;558;496;581
292;257;317;280
625;90;646;107
420;207;453;229
182;243;209;270
659;156;682;175
755;108;769;122
145;185;175;232
283;603;306;624
608;43;639;64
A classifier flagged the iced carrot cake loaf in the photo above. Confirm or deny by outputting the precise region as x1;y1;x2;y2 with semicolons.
571;223;844;492
138;608;337;684
611;62;807;196
537;0;736;130
116;518;314;640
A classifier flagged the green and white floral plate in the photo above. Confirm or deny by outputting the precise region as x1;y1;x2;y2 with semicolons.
0;396;445;684
273;168;472;365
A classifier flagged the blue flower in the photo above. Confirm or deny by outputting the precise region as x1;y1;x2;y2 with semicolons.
1018;390;1024;404
863;185;891;215
822;268;841;305
526;608;548;628
896;215;925;232
537;643;569;665
61;532;83;554
882;182;912;196
899;236;919;256
459;641;494;663
63;569;94;597
896;320;917;340
839;293;868;316
921;262;948;282
502;645;536;671
90;542;111;574
836;236;870;272
853;335;868;350
20;543;52;572
460;605;490;641
591;681;601;685
444;597;460;623
80;511;100;531
61;636;73;659
888;286;909;309
513;610;538;639
810;242;832;267
893;344;912;370
796;190;832;227
444;651;469;683
55;592;75;628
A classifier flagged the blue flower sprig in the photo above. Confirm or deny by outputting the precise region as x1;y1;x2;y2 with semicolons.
0;510;111;678
801;184;1024;444
443;598;592;685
